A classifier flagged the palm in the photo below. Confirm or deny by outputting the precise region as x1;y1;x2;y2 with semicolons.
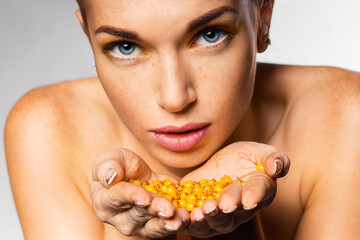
182;142;277;182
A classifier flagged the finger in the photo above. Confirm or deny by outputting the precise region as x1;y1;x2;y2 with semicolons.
188;207;212;237
201;200;235;233
92;148;155;188
241;174;276;210
105;181;152;211
218;181;243;213
263;151;290;178
139;213;186;239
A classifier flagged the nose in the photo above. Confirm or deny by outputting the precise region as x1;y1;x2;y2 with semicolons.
156;52;196;113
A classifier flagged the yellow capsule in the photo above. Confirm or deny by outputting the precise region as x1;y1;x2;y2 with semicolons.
256;163;264;171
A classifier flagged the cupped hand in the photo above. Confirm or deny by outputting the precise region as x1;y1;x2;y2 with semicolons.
181;141;290;238
90;148;189;239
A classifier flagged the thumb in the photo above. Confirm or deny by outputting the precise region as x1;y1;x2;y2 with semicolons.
92;148;155;188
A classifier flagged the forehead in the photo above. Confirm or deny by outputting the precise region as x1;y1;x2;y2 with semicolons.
85;0;249;32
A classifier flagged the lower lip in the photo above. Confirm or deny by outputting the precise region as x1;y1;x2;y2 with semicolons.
153;126;209;152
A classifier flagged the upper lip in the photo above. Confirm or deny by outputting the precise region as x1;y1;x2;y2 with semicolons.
151;122;210;133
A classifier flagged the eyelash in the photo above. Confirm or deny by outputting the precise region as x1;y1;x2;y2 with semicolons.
190;25;232;49
101;25;233;62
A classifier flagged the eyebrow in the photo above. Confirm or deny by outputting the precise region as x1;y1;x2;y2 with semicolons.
94;5;239;40
187;6;239;32
95;26;140;41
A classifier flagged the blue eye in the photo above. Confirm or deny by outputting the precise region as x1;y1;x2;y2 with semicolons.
193;29;228;48
118;42;136;55
202;30;221;43
108;41;143;60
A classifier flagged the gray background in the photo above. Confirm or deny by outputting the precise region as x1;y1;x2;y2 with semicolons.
1;0;359;239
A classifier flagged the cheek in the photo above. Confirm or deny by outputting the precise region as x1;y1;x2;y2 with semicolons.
192;37;256;123
96;62;157;132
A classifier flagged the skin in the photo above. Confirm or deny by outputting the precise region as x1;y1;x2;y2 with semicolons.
4;0;360;239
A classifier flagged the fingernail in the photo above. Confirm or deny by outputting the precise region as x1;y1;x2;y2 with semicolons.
243;203;257;210
274;159;282;175
222;205;237;214
196;216;205;222
205;206;218;216
158;211;173;218
135;201;150;207
105;169;117;185
165;223;178;231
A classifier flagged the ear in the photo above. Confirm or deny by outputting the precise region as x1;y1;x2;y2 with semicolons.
75;9;90;37
257;0;275;53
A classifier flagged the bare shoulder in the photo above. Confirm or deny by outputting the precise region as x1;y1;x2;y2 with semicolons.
4;77;115;239
268;64;360;238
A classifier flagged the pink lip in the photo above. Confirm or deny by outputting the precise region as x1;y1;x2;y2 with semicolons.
152;123;210;152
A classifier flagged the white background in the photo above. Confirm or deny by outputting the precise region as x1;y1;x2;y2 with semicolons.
1;0;359;238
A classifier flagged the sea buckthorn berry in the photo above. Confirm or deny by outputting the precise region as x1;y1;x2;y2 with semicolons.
152;180;161;185
160;185;168;193
182;181;195;188
186;194;197;203
163;179;174;186
132;180;142;186
193;186;203;196
214;192;221;201
256;163;264;171
186;202;195;212
179;192;188;200
179;199;187;208
213;183;224;193
199;179;208;185
172;200;179;209
197;199;205;208
220;176;232;186
240;181;245;186
207;195;215;200
164;195;173;202
130;176;234;212
208;179;216;187
182;187;193;195
203;185;213;195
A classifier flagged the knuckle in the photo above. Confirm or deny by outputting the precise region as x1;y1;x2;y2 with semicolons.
119;223;138;236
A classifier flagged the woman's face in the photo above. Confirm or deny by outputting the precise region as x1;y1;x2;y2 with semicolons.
82;0;259;169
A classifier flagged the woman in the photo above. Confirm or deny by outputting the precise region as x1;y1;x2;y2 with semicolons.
4;0;360;239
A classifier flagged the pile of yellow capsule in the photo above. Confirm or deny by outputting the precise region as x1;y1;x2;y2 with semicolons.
130;164;264;212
